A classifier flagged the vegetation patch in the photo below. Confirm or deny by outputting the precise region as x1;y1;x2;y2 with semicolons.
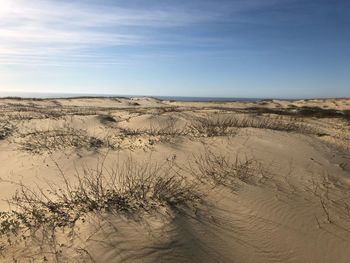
246;106;350;121
0;158;201;239
18;128;108;154
117;117;187;146
190;114;318;137
190;116;238;137
0;122;15;140
120;126;186;137
188;150;267;189
98;114;117;124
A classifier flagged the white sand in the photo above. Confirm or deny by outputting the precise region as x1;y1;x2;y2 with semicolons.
0;97;349;262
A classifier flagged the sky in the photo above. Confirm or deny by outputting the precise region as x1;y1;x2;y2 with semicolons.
0;0;349;98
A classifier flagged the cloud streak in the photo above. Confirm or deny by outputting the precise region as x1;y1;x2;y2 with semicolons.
0;0;222;65
0;0;338;66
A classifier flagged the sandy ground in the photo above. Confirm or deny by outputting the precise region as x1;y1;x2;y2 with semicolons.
0;97;349;262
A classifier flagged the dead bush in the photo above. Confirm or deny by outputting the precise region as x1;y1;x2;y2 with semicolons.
190;114;318;137
0;122;15;140
18;128;108;154
0;157;201;236
188;150;266;189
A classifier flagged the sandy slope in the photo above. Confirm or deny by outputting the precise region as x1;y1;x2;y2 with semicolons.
0;97;349;262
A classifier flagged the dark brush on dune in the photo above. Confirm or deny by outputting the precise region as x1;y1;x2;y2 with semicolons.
128;102;140;106
245;106;350;121
0;150;266;261
1;97;45;101
0;122;15;140
119;119;186;137
19;128;109;154
0;157;201;237
187;150;267;189
190;114;318;137
98;114;117;124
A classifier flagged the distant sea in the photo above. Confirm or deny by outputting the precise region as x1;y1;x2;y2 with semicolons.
0;91;263;102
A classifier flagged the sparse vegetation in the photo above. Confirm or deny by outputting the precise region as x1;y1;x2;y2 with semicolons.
190;115;239;137
188;150;266;189
245;106;350;121
18;128;108;153
0;122;15;140
156;106;183;114
0;149;267;260
98;114;117;124
190;114;318;137
0;97;350;262
128;102;140;106
0;157;201;239
119;117;186;138
0;156;202;261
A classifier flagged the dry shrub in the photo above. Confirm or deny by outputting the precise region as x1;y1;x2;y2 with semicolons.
189;150;266;189
120;117;186;138
246;106;350;121
156;107;183;114
146;117;187;136
98;114;117;124
128;102;140;106
18;128;108;154
0;157;201;262
0;122;15;140
0;157;201;237
190;114;318;137
4;104;64;120
190;116;239;137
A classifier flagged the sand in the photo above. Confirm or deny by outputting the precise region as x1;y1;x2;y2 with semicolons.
0;97;349;262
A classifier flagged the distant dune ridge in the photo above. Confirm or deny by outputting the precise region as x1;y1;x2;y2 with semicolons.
0;97;350;262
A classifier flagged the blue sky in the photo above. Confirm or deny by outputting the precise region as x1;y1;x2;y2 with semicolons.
0;0;349;98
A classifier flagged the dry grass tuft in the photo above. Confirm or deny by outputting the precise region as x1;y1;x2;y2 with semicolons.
98;114;117;124
0;150;268;260
0;157;201;261
0;157;201;237
0;122;15;140
18;128;108;154
190;114;318;137
246;106;350;121
190;116;238;137
119;117;187;139
188;150;267;189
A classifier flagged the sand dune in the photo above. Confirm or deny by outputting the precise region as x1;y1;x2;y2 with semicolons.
0;97;349;262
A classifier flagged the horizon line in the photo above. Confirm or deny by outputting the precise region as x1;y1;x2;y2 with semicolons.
0;90;349;101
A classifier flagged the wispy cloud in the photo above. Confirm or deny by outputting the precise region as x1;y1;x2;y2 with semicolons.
0;0;318;66
0;0;225;65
